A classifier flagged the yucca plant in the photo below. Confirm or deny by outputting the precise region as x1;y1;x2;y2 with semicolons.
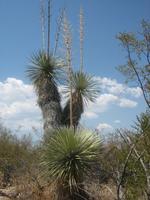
41;128;101;199
62;71;99;128
26;51;63;134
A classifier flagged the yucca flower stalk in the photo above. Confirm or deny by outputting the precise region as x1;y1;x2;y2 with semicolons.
40;0;46;51
41;128;101;199
79;6;84;72
62;71;99;128
63;14;73;127
26;51;63;134
47;0;52;56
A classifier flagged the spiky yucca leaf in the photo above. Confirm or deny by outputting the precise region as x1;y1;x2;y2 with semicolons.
26;51;63;86
41;128;101;192
26;51;63;106
62;71;99;127
64;71;99;104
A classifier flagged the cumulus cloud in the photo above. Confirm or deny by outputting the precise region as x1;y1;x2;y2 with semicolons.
83;111;98;119
84;93;119;116
0;78;42;135
119;98;137;108
83;93;138;120
0;76;142;133
114;120;121;124
95;77;142;98
96;123;113;132
82;77;141;119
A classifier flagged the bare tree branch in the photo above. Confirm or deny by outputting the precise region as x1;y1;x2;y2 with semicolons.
125;41;150;109
117;144;134;200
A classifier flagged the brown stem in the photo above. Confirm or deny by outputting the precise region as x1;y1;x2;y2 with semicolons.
117;145;134;200
126;44;150;109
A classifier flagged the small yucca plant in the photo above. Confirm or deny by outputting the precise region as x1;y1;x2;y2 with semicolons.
41;128;101;199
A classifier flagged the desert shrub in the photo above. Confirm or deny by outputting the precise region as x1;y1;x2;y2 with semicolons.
0;123;40;187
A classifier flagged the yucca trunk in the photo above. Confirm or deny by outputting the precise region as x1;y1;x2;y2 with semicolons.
62;92;83;128
37;78;62;134
57;183;90;200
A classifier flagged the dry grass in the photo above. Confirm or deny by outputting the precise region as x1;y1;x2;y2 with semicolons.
1;175;146;200
0;175;118;200
86;180;117;200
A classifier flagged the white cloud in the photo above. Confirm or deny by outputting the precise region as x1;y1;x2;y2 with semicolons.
0;76;142;133
126;87;142;98
96;93;118;106
0;78;33;103
96;123;113;132
119;98;137;108
84;93;119;117
96;77;124;94
0;78;42;135
95;77;142;98
82;77;141;120
114;120;121;124
83;93;138;120
83;111;98;119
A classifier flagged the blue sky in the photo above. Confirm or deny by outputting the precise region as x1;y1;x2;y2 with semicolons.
0;0;149;136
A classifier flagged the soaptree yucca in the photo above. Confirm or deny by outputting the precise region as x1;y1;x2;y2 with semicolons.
41;128;101;199
62;71;99;128
26;51;63;134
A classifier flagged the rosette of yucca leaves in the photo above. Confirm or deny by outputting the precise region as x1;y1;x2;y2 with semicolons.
62;71;99;127
41;128;101;198
26;51;64;133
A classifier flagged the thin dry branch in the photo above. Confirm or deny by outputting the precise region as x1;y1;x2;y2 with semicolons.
117;144;134;200
126;136;150;194
125;40;150;109
120;131;150;198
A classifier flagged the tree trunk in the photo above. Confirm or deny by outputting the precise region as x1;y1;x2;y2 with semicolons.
37;79;62;135
57;182;90;200
42;101;62;134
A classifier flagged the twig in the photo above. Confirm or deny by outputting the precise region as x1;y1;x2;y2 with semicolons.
104;185;117;199
117;144;134;200
125;41;150;108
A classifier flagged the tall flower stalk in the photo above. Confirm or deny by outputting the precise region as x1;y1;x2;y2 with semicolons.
63;15;73;127
40;0;46;51
79;6;84;72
